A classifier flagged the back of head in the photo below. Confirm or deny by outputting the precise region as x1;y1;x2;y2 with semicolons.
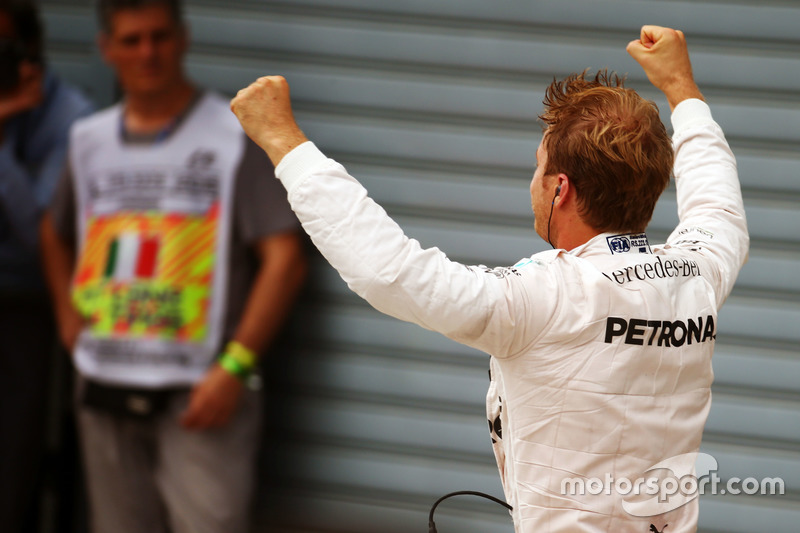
96;0;183;33
540;70;673;234
0;0;43;91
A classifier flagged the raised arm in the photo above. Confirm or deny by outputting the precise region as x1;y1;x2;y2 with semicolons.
628;26;749;307
230;77;556;359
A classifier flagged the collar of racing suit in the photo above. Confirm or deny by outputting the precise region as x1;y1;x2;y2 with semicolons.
567;231;652;258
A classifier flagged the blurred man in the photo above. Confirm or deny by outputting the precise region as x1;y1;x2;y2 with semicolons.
0;1;91;531
231;26;748;532
40;1;306;532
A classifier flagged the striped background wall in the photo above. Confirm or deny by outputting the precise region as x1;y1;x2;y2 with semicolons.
41;1;799;532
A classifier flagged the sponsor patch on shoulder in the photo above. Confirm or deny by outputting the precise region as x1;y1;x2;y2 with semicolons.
480;266;522;279
606;232;651;255
677;226;715;239
514;257;549;270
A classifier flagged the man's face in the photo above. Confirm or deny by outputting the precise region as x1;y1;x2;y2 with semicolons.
530;137;556;240
101;4;186;97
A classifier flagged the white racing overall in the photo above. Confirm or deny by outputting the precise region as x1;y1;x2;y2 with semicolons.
274;99;749;532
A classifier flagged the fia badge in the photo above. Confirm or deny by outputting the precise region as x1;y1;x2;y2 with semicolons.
606;232;651;255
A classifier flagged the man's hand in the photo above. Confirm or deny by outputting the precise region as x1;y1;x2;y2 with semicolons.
0;62;44;128
57;304;87;353
230;75;309;166
627;26;703;111
180;363;244;430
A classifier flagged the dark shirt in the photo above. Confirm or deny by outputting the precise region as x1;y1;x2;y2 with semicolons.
0;71;93;293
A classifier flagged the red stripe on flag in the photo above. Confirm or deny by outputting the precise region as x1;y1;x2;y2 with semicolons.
135;236;159;278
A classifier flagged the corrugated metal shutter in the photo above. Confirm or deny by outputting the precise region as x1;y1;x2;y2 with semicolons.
41;1;799;531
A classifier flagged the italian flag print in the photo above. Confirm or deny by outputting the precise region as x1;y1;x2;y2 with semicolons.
72;206;219;342
103;233;161;281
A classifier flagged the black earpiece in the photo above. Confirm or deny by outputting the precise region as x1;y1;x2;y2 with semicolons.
551;185;561;206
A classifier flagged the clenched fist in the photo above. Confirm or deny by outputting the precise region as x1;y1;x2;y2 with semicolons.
627;26;703;111
231;75;309;166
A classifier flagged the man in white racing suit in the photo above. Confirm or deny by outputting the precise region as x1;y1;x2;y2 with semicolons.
231;26;749;532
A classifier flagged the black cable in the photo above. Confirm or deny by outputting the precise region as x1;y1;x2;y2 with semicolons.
428;490;512;533
547;188;559;249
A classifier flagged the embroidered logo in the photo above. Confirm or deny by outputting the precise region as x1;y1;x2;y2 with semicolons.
608;236;631;254
607;232;651;254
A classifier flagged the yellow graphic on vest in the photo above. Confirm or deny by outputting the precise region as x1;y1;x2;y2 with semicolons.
72;205;219;341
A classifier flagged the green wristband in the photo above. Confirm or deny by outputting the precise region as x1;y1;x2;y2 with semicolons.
219;352;251;380
225;340;257;368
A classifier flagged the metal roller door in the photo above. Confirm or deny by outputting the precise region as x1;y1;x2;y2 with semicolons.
41;1;799;531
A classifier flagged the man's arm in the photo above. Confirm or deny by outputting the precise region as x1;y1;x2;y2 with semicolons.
229;232;307;351
230;80;556;360
39;211;85;351
0;63;43;136
629;26;749;307
180;231;306;430
39;161;87;352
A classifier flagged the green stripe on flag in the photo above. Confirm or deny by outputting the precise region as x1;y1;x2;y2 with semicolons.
104;237;119;278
